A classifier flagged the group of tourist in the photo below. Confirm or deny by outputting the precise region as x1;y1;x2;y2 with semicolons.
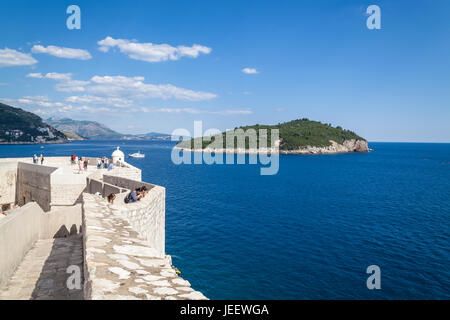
32;154;44;165
97;157;111;170
71;155;90;174
104;186;148;206
124;186;149;204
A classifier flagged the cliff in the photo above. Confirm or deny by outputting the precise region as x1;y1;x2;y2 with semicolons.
279;139;369;154
0;103;68;144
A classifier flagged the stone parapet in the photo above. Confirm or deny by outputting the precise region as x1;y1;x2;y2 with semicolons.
82;193;206;300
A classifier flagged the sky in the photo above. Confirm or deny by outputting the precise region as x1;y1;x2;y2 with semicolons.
0;0;449;142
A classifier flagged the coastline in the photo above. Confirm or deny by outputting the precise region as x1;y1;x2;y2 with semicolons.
0;139;70;145
175;139;371;155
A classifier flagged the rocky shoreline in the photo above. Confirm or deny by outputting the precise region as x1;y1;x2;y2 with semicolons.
175;139;370;155
0;139;69;145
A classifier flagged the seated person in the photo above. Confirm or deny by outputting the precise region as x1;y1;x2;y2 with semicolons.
107;193;116;204
125;188;142;203
139;186;149;197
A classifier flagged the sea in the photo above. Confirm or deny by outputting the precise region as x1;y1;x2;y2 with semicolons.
0;141;448;299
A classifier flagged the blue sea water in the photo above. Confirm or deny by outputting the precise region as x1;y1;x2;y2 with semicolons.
0;141;449;299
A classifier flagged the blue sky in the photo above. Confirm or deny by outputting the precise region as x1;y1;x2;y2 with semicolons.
0;0;449;142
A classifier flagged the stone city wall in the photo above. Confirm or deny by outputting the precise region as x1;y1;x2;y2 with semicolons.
82;193;206;300
39;204;82;239
0;202;82;289
107;164;142;181
49;167;91;208
0;202;43;288
0;162;18;206
101;175;164;257
110;186;166;258
103;174;154;192
17;162;57;212
86;177;128;198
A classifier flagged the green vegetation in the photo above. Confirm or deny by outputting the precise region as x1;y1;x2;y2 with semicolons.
0;103;67;143
177;118;365;150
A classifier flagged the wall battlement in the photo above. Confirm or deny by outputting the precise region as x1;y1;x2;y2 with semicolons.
0;154;206;300
0;156;142;212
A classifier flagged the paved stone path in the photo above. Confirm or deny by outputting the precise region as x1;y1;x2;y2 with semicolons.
0;235;84;300
83;193;207;300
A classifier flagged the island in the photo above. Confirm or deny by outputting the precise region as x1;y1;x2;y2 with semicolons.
176;118;370;154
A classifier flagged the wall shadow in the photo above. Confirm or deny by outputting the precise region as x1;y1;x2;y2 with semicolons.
30;227;84;300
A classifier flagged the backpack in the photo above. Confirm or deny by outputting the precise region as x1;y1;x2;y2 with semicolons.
124;193;132;204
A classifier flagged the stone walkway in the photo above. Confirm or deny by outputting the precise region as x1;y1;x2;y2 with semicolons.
83;193;207;300
0;235;84;300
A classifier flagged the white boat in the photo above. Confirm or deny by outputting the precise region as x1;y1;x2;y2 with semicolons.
129;151;145;158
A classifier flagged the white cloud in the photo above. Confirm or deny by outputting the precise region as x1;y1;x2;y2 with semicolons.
1;95;120;117
3;96;69;108
31;45;92;60
15;96;65;108
26;72;87;92
97;37;211;63
27;73;43;78
26;72;216;101
213;109;253;115
87;75;217;101
0;48;37;67
242;67;259;74
55;80;89;93
27;72;73;81
140;107;252;115
65;95;132;108
44;72;73;81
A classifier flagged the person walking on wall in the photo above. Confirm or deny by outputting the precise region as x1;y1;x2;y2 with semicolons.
40;154;44;165
84;158;88;171
78;158;83;174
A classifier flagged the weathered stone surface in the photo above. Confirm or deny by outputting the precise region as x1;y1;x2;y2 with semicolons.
153;287;179;295
82;193;207;300
179;291;208;300
0;157;206;301
0;235;84;300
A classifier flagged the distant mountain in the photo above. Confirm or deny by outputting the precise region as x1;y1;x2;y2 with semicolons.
60;130;86;140
146;132;171;137
122;132;173;141
46;117;174;141
0;103;67;144
46;117;123;140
